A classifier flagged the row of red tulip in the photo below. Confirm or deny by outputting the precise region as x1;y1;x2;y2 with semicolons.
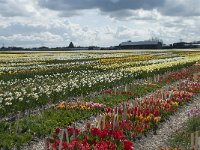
46;80;200;150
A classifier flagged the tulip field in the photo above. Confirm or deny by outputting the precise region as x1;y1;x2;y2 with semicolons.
1;50;200;149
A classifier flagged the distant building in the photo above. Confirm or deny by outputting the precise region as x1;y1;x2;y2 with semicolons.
173;42;200;48
66;46;101;51
119;40;162;49
173;42;187;48
68;42;75;48
190;44;200;48
88;46;101;50
162;44;173;49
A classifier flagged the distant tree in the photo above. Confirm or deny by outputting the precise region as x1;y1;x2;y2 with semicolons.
68;42;74;48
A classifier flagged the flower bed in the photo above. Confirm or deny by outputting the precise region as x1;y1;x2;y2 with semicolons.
1;52;200;117
1;70;200;149
47;80;200;150
1;51;200;149
53;101;106;111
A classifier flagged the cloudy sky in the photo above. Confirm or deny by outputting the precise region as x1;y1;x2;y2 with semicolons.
0;0;200;47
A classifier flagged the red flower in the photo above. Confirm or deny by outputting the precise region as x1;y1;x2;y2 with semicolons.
53;139;59;146
124;124;131;131
91;128;100;136
51;143;56;150
107;129;113;136
68;128;73;136
98;129;107;139
77;141;90;150
107;141;115;150
143;109;150;116
138;127;143;133
123;140;133;150
67;127;80;137
113;130;123;140
68;139;78;150
62;141;67;149
152;109;159;116
94;141;108;150
132;133;136;139
105;107;112;113
105;122;112;129
55;128;60;134
67;143;74;150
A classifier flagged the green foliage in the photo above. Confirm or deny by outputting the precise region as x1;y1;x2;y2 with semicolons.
169;116;200;148
0;79;166;149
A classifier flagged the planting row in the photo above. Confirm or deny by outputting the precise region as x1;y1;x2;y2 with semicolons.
47;80;200;150
1;54;200;117
0;67;199;149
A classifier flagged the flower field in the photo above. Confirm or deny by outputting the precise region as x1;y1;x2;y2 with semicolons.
47;80;200;150
1;50;200;149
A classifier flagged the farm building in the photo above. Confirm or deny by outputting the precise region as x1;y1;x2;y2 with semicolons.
119;40;162;49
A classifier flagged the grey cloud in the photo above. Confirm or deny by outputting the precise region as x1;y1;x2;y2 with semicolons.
1;0;200;19
0;0;36;17
0;24;43;36
161;0;200;16
0;23;70;37
39;0;164;17
0;0;200;20
0;0;25;17
101;10;134;20
38;0;200;18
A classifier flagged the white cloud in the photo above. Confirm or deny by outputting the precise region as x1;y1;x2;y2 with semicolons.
0;0;200;47
0;32;64;47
